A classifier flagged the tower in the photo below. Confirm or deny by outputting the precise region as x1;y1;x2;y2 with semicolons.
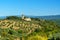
21;14;24;19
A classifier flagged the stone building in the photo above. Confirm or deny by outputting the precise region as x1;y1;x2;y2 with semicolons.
21;14;31;21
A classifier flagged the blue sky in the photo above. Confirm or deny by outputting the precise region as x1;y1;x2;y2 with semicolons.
0;0;60;16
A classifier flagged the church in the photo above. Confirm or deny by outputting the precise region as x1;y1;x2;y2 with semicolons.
21;14;31;21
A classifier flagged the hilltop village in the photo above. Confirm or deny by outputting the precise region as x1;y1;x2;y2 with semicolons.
21;14;31;21
0;15;60;40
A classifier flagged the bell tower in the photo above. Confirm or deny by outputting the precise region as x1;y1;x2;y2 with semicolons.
21;13;25;20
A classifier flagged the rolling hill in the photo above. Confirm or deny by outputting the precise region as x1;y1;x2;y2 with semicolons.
0;16;60;40
0;15;60;26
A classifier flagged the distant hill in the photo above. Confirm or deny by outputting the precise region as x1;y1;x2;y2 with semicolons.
39;15;60;20
26;15;60;26
0;15;60;25
26;15;60;20
0;16;6;19
38;15;60;26
0;15;60;20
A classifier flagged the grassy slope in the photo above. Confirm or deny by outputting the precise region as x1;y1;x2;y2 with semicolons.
0;16;60;40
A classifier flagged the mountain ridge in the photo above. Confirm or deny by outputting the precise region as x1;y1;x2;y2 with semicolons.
0;15;60;20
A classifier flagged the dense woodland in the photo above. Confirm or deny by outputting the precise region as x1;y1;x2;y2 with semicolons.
0;16;60;40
